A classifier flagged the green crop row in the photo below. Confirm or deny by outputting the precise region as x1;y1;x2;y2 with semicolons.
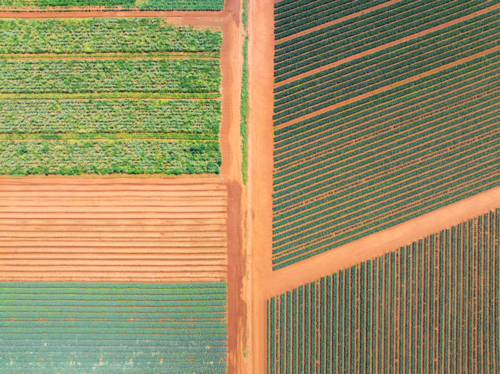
273;55;500;161
0;139;221;176
274;0;386;40
273;77;500;187
0;18;222;54
274;18;500;123
0;99;220;135
0;281;228;371
268;212;499;371
0;0;225;11
274;0;492;75
0;58;220;94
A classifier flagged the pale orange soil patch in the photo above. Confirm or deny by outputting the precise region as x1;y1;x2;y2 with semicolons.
0;177;228;282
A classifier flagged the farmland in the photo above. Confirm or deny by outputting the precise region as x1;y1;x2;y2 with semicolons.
0;282;228;372
0;0;225;11
271;0;500;269
267;209;500;373
0;17;222;176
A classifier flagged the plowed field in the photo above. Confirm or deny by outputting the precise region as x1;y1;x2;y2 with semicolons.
0;178;228;282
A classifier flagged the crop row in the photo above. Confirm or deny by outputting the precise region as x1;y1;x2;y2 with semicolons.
274;0;493;74
274;16;500;123
0;99;220;135
273;134;500;249
273;170;500;268
0;0;225;11
272;71;500;209
0;281;228;370
0;18;222;54
273;53;500;160
274;6;498;92
273;78;500;189
0;58;220;94
274;0;387;40
0;139;221;176
268;211;499;372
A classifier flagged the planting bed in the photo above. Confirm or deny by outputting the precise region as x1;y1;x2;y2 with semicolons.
267;209;500;373
0;17;223;176
272;0;500;269
0;282;228;372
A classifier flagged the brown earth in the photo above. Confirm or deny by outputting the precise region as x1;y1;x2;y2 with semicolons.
0;1;247;373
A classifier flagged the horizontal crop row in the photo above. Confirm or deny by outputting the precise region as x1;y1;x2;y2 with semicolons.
0;0;225;11
0;139;221;176
268;211;500;373
0;99;221;135
0;58;221;94
0;18;222;54
0;282;227;372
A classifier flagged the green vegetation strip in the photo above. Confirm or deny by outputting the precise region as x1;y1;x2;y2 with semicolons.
0;52;220;60
0;133;218;141
0;140;221;176
0;99;221;135
0;282;227;372
0;0;225;11
0;92;220;100
0;58;221;94
0;18;222;54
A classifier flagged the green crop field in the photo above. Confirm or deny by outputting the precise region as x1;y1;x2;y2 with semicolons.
0;0;224;11
0;18;223;176
268;210;500;373
272;0;500;269
0;282;228;373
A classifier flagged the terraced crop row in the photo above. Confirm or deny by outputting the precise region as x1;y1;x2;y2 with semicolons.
268;211;500;373
0;282;228;373
272;0;500;269
0;0;225;11
0;18;222;176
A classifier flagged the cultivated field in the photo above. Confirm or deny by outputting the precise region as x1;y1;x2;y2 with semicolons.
0;282;228;372
0;17;222;176
271;0;500;269
267;209;500;373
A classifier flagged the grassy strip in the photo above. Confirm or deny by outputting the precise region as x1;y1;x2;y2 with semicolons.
240;0;249;185
0;99;221;135
0;52;220;60
0;133;218;141
0;92;220;100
